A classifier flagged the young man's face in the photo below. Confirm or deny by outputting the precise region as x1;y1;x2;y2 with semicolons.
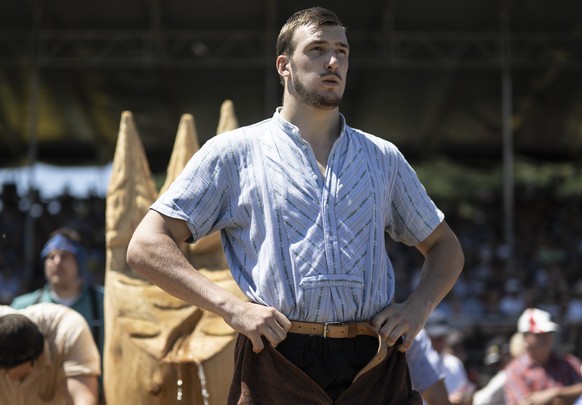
44;249;80;287
286;24;349;109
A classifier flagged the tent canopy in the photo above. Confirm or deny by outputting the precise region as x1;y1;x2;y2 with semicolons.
2;0;582;171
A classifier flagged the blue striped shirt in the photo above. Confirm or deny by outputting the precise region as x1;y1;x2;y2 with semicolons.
152;110;443;322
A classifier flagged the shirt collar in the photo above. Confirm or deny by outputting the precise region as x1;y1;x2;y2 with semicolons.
272;108;347;141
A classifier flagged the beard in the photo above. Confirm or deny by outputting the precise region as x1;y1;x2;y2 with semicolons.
289;62;343;109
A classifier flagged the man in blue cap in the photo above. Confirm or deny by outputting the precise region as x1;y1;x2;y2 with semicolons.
11;228;104;351
10;227;105;397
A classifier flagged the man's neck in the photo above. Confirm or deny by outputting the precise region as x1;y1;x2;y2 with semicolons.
280;102;340;141
50;280;83;300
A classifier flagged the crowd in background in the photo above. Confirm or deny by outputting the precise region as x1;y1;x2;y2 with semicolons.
1;175;582;387
388;178;582;385
0;182;106;300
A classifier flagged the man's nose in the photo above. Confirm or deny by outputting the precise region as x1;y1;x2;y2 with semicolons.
326;52;340;70
51;254;64;264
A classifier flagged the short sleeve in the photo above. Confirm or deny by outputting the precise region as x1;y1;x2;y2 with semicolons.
23;304;101;377
385;150;444;246
152;136;233;242
59;310;101;377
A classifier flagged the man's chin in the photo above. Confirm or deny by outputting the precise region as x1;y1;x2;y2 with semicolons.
314;95;342;109
315;103;340;111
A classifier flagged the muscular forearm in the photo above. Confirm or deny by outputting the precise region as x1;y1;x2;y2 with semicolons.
374;221;463;350
126;212;245;321
127;210;291;354
408;221;464;320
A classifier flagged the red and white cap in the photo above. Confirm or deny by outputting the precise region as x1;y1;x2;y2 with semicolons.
517;308;559;334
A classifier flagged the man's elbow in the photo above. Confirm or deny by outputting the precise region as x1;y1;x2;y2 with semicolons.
452;239;464;272
126;233;144;273
66;375;99;405
454;239;465;276
442;223;464;277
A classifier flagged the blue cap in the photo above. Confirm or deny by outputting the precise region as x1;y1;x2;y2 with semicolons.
40;233;87;277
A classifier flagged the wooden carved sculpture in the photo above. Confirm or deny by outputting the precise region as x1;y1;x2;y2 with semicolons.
104;101;246;404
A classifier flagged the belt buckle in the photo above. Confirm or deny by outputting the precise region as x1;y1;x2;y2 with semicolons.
323;322;343;338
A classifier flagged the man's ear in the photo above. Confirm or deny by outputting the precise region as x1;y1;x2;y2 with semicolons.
276;55;290;79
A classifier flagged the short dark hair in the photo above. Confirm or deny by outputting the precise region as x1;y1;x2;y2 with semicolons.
276;7;345;58
0;314;45;369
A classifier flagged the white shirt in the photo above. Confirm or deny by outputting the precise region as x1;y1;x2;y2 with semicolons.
473;370;507;405
440;352;470;395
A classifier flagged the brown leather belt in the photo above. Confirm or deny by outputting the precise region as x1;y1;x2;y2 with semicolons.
287;320;390;382
288;320;378;339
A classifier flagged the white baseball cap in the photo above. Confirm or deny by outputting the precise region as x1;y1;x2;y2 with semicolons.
517;308;559;334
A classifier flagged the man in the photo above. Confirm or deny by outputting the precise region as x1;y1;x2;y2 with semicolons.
407;329;451;405
11;227;105;399
505;308;582;405
127;7;464;404
0;303;100;404
473;333;525;405
11;228;105;355
425;311;475;405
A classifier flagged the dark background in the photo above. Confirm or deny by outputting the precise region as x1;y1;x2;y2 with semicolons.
1;0;582;171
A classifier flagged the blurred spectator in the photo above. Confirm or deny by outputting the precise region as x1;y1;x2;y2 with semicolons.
0;303;100;404
473;333;525;405
408;328;450;405
505;308;582;405
9;227;105;402
447;329;481;390
426;310;476;405
10;228;104;357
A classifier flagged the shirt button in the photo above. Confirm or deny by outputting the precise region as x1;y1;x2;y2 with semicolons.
312;174;317;180
302;144;307;150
